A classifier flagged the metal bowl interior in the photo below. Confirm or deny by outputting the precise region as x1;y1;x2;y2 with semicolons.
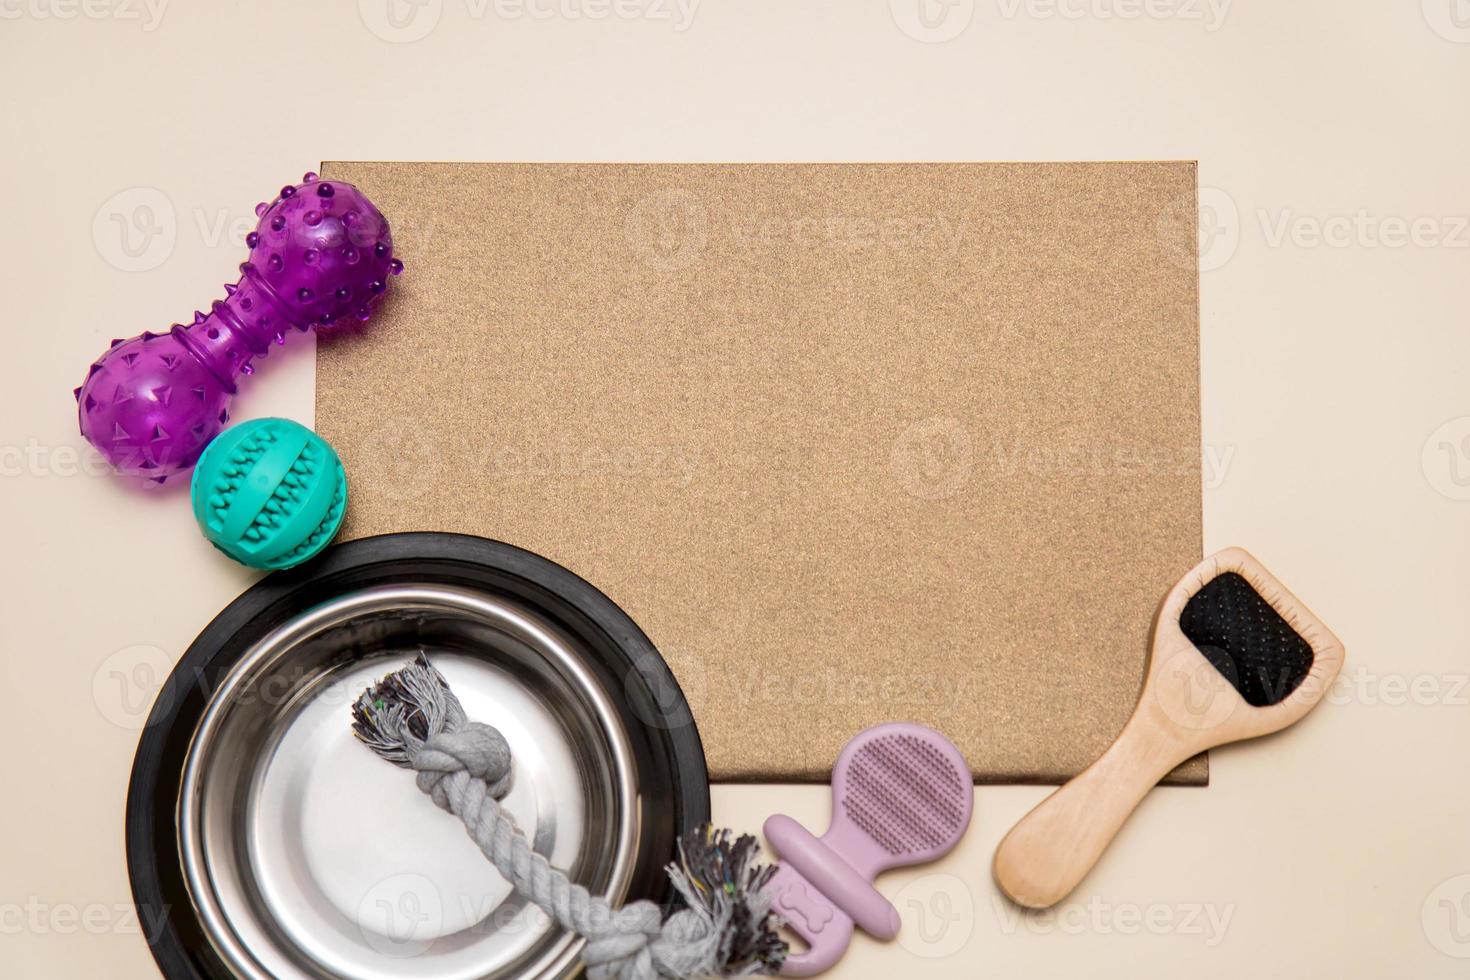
179;585;639;980
128;533;709;980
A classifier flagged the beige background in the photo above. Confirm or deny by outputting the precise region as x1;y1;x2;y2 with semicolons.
2;1;1468;977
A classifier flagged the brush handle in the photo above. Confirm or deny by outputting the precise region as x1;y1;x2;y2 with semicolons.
992;714;1193;909
992;548;1348;912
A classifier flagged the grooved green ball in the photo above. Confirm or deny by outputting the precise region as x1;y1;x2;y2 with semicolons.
189;417;348;570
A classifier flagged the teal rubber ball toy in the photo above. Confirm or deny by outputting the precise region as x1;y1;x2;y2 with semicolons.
189;417;348;570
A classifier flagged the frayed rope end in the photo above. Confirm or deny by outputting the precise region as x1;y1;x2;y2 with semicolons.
666;826;788;976
351;652;468;767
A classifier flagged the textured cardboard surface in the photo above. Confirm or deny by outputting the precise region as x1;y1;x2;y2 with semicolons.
317;161;1203;783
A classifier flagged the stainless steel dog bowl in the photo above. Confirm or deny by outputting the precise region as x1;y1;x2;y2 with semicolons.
128;533;708;980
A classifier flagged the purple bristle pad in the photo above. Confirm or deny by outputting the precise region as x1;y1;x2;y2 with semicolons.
76;173;403;482
763;722;973;976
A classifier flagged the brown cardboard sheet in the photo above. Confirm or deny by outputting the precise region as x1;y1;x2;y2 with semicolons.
316;161;1204;783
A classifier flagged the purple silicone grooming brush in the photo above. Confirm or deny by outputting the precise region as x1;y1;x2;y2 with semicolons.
763;722;973;976
75;173;402;482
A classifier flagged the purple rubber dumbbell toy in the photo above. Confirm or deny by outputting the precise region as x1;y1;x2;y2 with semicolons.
75;173;402;482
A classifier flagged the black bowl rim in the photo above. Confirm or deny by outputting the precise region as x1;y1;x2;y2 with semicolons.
125;531;710;980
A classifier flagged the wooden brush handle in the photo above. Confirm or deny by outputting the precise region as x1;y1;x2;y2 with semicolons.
992;715;1194;909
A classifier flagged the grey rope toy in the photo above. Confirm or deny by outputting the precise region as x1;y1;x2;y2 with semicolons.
351;653;787;980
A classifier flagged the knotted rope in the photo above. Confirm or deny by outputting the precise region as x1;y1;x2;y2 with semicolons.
351;653;786;979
